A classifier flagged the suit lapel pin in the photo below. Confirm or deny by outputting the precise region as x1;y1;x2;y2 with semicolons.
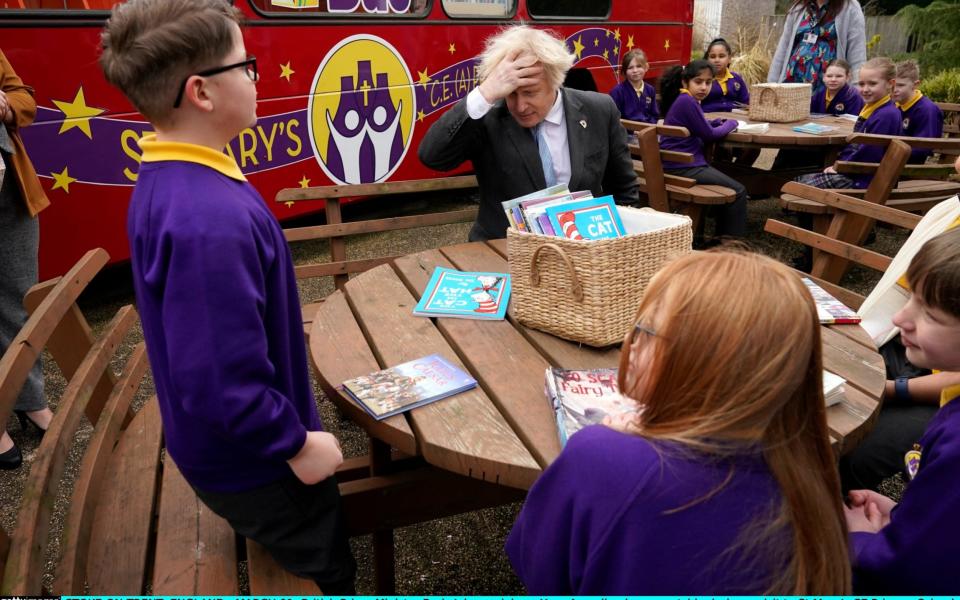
579;120;587;129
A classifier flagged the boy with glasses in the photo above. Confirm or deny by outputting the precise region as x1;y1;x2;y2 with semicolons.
99;0;355;592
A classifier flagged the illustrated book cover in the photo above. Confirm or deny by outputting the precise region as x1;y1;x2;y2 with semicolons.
803;277;861;324
544;195;626;240
792;122;838;135
341;354;477;420
545;367;638;446
413;267;511;320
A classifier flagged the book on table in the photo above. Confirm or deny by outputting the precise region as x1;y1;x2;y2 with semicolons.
544;367;639;446
735;120;770;134
413;267;511;320
802;277;861;324
823;370;846;407
340;354;477;420
792;122;838;135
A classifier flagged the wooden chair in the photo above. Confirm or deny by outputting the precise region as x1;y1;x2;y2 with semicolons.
765;183;923;307
276;175;479;338
937;101;960;142
622;119;737;236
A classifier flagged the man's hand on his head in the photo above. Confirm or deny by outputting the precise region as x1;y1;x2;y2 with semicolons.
478;50;544;104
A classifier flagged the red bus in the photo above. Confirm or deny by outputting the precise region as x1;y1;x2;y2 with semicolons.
0;0;692;278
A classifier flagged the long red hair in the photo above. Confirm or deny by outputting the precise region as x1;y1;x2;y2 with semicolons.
617;249;851;594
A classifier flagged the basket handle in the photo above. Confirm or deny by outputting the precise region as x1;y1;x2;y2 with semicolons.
759;87;779;106
529;243;584;303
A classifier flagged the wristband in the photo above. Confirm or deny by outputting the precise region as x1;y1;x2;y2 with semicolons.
895;376;911;403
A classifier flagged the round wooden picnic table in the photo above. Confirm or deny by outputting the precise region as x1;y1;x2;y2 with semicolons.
310;239;885;491
706;111;856;147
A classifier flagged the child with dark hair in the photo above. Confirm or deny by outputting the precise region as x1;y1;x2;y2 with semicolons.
796;56;901;190
658;60;748;239
609;48;658;124
700;39;749;113
99;0;355;591
846;226;960;593
893;59;944;164
811;59;863;116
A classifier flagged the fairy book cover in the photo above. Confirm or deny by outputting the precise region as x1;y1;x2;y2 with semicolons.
544;195;626;240
413;267;511;320
341;354;477;420
544;367;638;446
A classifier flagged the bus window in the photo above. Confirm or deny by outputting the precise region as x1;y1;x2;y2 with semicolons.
528;0;609;19
1;0;116;9
249;0;430;16
442;0;512;18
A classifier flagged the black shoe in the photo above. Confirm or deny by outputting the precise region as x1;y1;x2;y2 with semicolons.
0;443;23;471
15;410;47;438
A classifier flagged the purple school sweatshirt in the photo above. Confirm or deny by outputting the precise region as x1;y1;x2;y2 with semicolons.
837;98;902;188
506;425;790;594
128;144;321;493
851;397;960;593
899;93;944;164
700;71;750;113
660;93;738;169
811;83;864;116
609;80;659;124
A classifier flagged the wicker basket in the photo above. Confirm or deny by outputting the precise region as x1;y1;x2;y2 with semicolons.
508;207;692;347
749;83;811;123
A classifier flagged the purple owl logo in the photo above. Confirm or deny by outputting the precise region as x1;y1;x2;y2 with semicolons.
308;35;415;185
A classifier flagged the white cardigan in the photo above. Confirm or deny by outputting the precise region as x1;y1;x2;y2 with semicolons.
767;0;867;84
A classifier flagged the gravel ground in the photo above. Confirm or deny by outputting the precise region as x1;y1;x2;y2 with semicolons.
1;173;909;594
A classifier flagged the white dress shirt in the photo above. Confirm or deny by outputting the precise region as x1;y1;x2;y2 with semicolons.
465;87;571;187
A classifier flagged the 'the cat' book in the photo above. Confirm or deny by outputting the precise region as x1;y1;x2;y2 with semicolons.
341;354;477;420
413;267;511;320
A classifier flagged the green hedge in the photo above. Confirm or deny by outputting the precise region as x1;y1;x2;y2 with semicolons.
922;69;960;104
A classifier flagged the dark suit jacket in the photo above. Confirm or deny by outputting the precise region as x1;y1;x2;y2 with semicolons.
418;87;639;240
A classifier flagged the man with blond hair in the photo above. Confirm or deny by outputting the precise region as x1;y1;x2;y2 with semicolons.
419;26;638;241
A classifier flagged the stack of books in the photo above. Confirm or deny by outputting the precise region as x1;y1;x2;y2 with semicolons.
501;186;626;241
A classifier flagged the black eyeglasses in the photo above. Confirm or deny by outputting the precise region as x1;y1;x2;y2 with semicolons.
173;55;258;109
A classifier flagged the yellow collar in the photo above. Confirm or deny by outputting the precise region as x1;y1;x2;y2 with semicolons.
715;69;733;95
825;89;836;104
941;383;960;408
138;134;246;181
858;95;892;120
897;90;924;112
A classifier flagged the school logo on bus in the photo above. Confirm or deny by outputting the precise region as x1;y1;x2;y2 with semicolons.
308;34;415;185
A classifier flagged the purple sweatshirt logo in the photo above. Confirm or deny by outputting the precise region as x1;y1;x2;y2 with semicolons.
308;35;415;184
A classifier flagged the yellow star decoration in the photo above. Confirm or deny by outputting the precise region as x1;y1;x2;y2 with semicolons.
417;109;426;123
50;166;78;193
417;68;432;90
605;29;611;37
603;49;609;61
279;62;295;82
298;175;311;188
664;39;671;50
614;28;621;42
572;35;585;60
52;87;105;139
448;43;456;55
285;201;295;208
593;38;599;47
613;46;619;56
627;35;635;51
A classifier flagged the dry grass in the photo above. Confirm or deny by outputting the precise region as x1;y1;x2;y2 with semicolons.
730;21;776;85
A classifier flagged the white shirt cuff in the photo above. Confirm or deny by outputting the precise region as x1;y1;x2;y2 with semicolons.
466;87;494;120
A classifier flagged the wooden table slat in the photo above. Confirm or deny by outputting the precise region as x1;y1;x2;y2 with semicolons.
344;263;541;489
309;291;417;456
393;248;562;467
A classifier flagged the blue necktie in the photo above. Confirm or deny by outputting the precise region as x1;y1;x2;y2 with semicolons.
535;123;556;187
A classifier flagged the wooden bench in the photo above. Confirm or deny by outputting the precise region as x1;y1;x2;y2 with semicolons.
782;133;960;223
937;101;960;142
275;175;479;338
0;248;518;595
622;119;736;236
775;139;912;283
765;182;923;308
